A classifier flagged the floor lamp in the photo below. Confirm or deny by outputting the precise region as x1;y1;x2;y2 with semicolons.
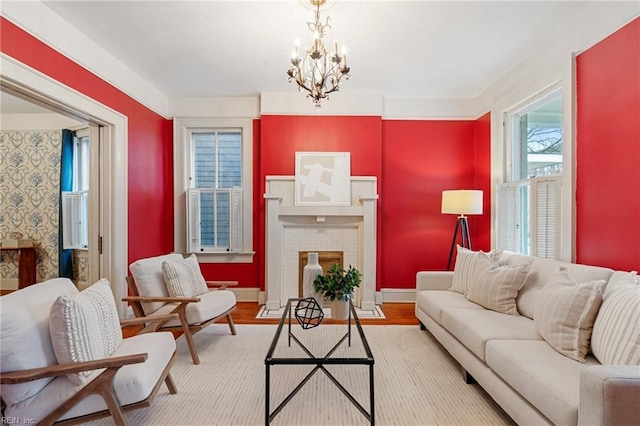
442;190;483;271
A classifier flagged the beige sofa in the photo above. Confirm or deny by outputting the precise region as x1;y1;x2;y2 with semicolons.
415;250;640;425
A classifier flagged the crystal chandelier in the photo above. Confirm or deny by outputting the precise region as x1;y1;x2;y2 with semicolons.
287;0;350;107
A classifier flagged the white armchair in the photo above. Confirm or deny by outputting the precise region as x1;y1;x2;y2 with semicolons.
0;278;177;426
126;253;237;364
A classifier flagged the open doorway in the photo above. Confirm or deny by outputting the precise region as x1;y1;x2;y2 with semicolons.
1;56;128;316
0;91;103;289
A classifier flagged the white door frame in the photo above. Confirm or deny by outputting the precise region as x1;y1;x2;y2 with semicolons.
1;54;129;317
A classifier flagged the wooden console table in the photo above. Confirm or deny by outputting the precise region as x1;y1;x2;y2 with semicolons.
0;247;37;288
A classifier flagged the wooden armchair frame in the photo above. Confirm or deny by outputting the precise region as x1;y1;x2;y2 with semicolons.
0;315;178;426
124;277;237;365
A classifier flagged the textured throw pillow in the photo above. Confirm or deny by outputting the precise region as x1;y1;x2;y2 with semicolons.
591;272;640;365
465;252;529;315
162;254;208;297
533;269;606;362
130;253;184;314
450;246;503;294
49;279;123;385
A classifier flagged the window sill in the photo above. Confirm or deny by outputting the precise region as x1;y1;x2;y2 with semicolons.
192;251;256;264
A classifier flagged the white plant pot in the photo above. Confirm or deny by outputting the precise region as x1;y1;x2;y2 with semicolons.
331;299;350;320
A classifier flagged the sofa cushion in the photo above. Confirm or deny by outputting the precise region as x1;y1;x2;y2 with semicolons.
0;278;79;406
441;308;542;361
130;253;184;314
151;289;237;327
415;290;484;324
4;331;176;424
450;246;502;294
517;258;613;319
465;252;530;316
591;271;640;365
533;270;605;362
49;279;123;385
486;339;600;426
162;254;208;297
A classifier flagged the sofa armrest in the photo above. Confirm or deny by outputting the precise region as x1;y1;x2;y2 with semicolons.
578;365;640;426
416;271;454;291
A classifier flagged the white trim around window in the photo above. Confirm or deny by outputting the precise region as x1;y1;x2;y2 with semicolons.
173;117;254;263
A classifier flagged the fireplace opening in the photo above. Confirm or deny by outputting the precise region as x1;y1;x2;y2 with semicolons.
298;251;344;297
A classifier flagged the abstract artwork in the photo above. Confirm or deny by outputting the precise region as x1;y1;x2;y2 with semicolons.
294;152;351;206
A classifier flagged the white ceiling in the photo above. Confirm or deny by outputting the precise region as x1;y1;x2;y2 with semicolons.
34;0;616;101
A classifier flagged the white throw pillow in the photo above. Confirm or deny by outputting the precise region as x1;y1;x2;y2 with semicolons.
450;246;503;294
49;279;123;385
591;272;640;365
130;253;183;313
162;254;208;297
0;278;78;406
465;252;529;315
533;269;605;362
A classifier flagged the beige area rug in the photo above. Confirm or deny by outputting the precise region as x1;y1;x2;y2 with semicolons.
256;304;386;319
88;325;513;426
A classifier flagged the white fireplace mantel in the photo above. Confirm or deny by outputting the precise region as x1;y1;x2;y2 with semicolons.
263;176;378;310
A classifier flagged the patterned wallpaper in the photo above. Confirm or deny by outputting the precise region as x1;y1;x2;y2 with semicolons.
0;130;62;283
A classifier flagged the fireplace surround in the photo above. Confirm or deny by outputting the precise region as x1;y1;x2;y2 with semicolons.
263;176;378;310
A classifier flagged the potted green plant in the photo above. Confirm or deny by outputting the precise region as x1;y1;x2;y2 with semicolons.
313;263;362;320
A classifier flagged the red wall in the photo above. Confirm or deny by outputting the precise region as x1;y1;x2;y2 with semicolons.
1;17;174;265
381;118;491;287
576;17;640;271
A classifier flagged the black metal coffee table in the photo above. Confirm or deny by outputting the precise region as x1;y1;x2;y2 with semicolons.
264;298;375;425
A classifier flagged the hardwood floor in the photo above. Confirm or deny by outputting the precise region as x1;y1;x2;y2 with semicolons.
233;301;419;326
121;302;418;338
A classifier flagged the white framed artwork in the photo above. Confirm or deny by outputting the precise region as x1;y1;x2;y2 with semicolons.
294;152;351;206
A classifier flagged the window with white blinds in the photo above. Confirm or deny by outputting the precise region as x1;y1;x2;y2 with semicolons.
531;176;561;259
61;131;89;250
174;117;253;262
187;130;243;253
498;89;563;259
496;177;561;259
62;190;88;249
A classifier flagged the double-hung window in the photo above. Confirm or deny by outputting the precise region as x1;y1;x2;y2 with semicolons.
497;90;563;259
174;118;253;262
188;130;242;252
62;129;89;249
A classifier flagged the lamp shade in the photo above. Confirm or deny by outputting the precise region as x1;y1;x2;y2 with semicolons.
441;190;483;215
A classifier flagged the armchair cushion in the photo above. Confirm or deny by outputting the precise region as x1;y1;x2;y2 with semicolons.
0;278;78;406
49;279;123;385
3;331;176;424
130;253;183;314
152;289;237;326
162;254;208;297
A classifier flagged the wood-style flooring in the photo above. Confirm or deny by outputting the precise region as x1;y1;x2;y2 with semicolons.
121;302;418;337
233;302;419;326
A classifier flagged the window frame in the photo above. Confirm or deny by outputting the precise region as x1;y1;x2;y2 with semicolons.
173;117;254;263
497;84;566;259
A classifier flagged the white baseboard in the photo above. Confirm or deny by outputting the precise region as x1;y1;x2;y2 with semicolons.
380;288;416;303
230;287;261;302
